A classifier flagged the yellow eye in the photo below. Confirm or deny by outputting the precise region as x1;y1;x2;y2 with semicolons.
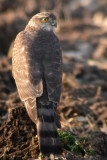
42;17;49;22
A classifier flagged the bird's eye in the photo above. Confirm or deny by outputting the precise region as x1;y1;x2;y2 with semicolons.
42;17;49;22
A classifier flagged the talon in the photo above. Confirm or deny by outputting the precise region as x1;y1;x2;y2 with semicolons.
50;154;55;160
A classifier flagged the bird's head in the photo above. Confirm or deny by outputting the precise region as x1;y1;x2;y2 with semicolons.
27;12;57;32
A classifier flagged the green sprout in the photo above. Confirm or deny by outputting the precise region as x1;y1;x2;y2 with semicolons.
39;153;44;159
58;130;96;156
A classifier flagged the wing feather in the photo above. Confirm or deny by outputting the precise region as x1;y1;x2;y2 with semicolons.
12;31;43;101
12;31;43;122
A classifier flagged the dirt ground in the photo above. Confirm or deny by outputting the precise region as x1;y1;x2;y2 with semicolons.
0;53;107;160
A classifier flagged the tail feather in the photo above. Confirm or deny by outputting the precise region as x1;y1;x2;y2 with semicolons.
37;104;62;155
24;98;37;123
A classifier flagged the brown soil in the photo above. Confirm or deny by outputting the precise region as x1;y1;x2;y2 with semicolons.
0;56;107;160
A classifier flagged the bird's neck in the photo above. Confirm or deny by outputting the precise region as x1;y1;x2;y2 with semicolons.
25;23;56;34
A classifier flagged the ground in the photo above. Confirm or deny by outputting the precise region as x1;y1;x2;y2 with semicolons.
0;54;107;160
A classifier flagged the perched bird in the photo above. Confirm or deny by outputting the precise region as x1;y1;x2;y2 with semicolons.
12;12;62;157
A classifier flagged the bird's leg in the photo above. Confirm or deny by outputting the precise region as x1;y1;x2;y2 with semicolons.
50;154;55;160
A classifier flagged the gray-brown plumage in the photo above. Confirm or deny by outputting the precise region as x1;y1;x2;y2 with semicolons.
12;12;62;156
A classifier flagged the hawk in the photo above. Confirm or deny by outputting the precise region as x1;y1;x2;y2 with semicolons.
12;12;62;156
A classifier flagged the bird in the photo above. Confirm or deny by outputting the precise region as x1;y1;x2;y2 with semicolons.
12;12;62;157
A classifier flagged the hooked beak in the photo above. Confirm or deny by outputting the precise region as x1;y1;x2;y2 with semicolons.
50;19;57;27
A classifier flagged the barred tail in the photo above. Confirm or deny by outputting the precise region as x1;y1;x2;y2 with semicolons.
37;103;62;155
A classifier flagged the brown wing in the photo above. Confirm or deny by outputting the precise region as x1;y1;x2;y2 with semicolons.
12;31;43;122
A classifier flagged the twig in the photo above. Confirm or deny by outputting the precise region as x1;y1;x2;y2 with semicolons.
95;86;102;99
6;144;39;158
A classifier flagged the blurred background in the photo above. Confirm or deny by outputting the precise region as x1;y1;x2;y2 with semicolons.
0;0;107;160
0;0;107;57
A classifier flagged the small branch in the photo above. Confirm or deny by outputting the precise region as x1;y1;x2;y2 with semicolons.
1;144;39;159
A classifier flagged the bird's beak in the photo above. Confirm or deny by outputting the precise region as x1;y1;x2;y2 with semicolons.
51;19;57;27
